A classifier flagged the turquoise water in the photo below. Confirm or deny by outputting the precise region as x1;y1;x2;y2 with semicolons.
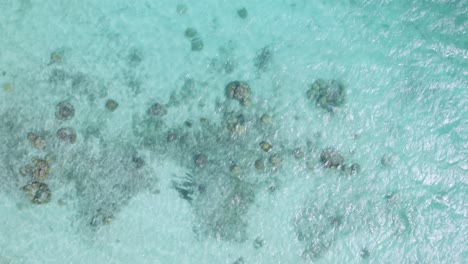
0;0;466;263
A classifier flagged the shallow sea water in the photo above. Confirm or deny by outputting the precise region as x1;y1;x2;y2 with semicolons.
0;0;467;263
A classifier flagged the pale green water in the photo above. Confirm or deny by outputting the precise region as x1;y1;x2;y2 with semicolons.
0;1;466;263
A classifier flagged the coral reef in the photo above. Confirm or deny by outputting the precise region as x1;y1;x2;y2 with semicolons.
21;181;51;204
55;101;75;121
319;147;344;169
225;81;251;105
57;127;77;144
307;79;345;112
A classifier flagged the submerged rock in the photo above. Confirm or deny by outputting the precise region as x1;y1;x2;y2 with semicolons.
307;79;345;112
225;81;251;105
22;181;51;204
176;4;188;15
260;113;271;124
105;99;119;112
19;164;35;177
269;154;282;168
226;113;246;135
254;159;265;171
259;141;272;152
31;157;51;180
194;153;208;169
57;127;77;144
55;101;75;121
319;147;344;169
27;132;46;149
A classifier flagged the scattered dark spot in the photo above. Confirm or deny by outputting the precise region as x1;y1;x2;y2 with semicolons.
71;73;90;89
132;156;145;169
172;174;196;202
253;237;265;249
254;46;272;71
329;215;344;228
343;163;360;175
194;153;207;168
85;125;101;138
293;148;305;159
127;49;143;66
182;77;195;90
49;69;68;84
147;102;167;116
224;59;236;73
167;132;177;142
184;27;198;38
237;8;248;19
184;120;193;127
233;257;245;264
385;192;397;202
50;49;64;64
191;37;204;51
360;248;370;259
381;153;393;166
126;76;142;92
105;99;119;112
89;208;114;227
198;184;206;194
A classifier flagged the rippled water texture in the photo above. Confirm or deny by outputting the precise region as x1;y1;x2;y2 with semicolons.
0;1;467;263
